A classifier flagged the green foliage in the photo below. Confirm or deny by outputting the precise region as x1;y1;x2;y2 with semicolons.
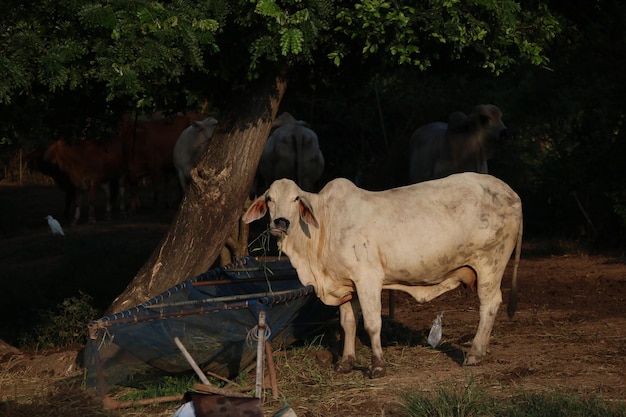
501;391;626;417
0;0;223;105
332;0;559;72
117;373;199;401
0;0;559;111
248;0;335;72
76;0;220;103
19;291;100;349
280;27;305;55
402;382;626;417
0;0;225;148
402;379;493;417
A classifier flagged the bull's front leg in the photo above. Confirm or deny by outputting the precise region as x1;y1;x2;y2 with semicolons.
72;193;82;225
102;182;112;220
118;179;127;218
88;183;97;224
355;281;386;378
336;297;359;374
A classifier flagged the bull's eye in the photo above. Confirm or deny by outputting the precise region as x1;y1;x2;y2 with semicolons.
265;196;272;203
294;196;300;202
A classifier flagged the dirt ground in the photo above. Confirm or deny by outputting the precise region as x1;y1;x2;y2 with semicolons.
1;184;625;416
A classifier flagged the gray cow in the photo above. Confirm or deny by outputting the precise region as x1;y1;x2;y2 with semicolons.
173;117;218;191
252;112;325;196
409;104;511;184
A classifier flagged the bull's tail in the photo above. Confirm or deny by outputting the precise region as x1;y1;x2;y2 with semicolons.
507;217;523;318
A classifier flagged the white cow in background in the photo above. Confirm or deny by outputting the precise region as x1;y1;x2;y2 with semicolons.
243;173;523;378
173;117;218;191
252;112;325;197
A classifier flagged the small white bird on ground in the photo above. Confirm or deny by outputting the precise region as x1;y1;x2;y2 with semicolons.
427;312;444;348
46;215;65;236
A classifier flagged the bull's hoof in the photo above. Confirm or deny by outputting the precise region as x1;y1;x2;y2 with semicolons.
463;354;482;366
367;356;386;378
335;357;355;374
368;365;386;379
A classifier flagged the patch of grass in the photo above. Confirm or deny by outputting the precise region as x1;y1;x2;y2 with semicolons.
18;291;101;349
402;379;494;417
270;341;389;416
401;381;626;417
116;373;198;402
501;391;626;417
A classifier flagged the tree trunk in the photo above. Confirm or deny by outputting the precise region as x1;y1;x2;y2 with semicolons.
107;77;287;314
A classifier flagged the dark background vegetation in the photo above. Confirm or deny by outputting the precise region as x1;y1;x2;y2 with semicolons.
278;0;626;244
1;1;624;245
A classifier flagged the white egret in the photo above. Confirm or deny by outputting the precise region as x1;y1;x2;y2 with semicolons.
46;215;65;236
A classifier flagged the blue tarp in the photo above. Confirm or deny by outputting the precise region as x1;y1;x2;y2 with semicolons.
84;257;337;388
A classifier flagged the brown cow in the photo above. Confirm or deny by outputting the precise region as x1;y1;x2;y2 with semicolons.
42;111;205;222
117;113;204;210
44;138;125;224
26;150;77;219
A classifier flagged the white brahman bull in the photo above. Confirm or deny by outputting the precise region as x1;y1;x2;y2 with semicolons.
409;104;511;184
252;112;324;196
173;117;218;191
243;172;522;378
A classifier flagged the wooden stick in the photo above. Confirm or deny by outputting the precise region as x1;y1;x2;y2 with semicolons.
204;369;240;386
265;341;279;400
174;336;212;386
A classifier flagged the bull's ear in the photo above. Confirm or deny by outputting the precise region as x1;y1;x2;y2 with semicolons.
297;196;319;228
242;197;267;224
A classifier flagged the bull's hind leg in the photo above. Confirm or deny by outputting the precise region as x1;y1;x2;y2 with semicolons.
88;183;98;224
118;181;127;218
72;193;83;225
465;269;504;365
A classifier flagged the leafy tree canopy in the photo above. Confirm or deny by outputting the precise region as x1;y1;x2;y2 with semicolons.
0;0;558;145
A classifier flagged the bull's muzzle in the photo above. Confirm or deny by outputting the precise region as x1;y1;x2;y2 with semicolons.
270;218;290;236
